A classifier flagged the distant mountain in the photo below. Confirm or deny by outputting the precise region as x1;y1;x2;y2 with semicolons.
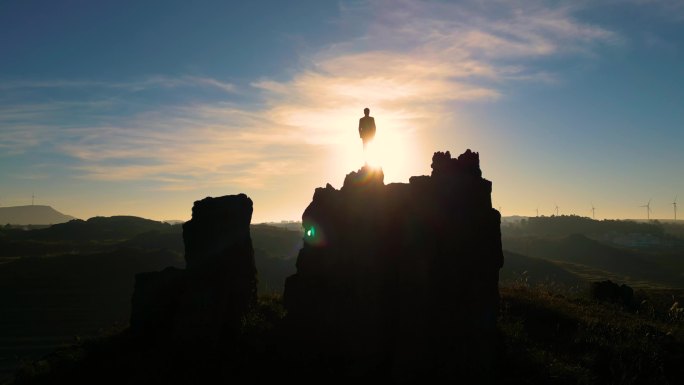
0;217;303;293
503;234;684;288
251;224;302;293
259;221;303;232
17;216;178;242
501;215;528;224
162;219;185;225
502;215;668;238
0;205;75;225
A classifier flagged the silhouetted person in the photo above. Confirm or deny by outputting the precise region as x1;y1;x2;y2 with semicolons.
359;107;376;151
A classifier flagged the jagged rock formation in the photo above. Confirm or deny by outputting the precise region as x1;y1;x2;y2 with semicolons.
284;150;504;380
130;194;257;343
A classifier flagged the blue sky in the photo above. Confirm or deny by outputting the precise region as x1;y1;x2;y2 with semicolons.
1;0;683;222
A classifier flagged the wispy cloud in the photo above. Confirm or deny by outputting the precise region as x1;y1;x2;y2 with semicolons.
248;0;619;150
0;125;45;156
1;0;622;191
0;76;237;93
54;105;315;190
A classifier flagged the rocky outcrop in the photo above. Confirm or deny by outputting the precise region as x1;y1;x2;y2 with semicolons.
284;150;504;380
130;194;257;343
591;280;635;308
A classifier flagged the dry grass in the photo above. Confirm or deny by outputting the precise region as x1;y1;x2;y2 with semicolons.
498;285;684;384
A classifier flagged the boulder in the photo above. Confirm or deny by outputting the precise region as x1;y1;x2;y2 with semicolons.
591;280;635;308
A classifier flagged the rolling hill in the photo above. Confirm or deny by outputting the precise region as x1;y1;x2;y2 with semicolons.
503;234;684;289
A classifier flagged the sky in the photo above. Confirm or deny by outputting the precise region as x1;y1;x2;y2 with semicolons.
1;0;683;223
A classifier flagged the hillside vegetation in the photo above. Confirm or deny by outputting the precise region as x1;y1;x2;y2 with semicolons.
9;285;684;385
1;215;683;383
0;218;301;382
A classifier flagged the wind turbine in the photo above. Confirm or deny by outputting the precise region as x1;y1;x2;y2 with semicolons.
31;193;35;206
640;199;652;220
591;202;596;220
554;203;559;216
673;196;678;221
535;207;539;217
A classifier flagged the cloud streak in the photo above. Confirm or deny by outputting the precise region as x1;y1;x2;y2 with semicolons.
1;0;621;191
55;105;315;190
0;76;237;94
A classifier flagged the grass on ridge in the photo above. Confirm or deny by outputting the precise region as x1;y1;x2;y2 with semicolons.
498;284;684;384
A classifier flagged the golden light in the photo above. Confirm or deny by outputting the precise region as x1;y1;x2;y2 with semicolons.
329;110;419;184
269;102;426;188
364;140;384;169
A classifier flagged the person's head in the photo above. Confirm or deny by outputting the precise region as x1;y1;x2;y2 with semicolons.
364;107;370;116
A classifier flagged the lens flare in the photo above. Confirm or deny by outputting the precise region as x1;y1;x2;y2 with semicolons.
303;220;326;246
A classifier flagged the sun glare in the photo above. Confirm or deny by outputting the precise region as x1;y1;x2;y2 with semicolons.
338;125;417;184
364;140;382;168
312;107;424;187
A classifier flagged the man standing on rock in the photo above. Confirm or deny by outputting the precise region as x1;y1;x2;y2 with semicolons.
358;107;376;152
